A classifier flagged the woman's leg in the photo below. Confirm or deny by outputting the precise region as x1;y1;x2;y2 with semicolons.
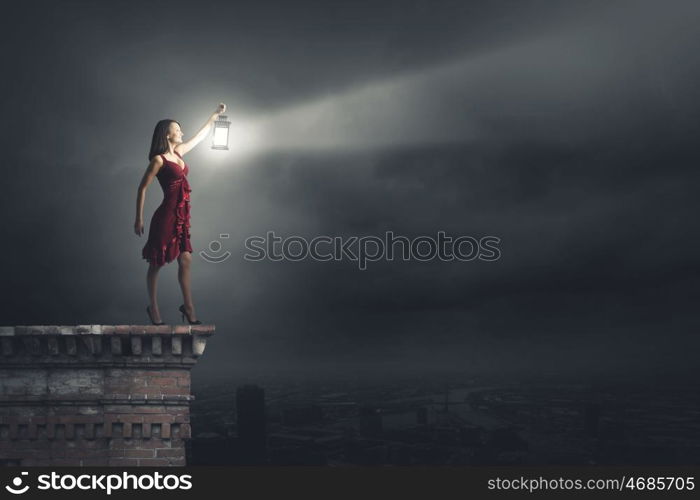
147;262;164;323
177;251;197;321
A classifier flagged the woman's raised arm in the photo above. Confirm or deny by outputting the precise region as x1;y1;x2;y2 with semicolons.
175;103;227;156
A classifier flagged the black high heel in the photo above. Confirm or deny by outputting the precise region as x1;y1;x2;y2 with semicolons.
146;305;165;325
179;304;202;325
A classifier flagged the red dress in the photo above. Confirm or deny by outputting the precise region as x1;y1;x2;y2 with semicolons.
142;151;193;266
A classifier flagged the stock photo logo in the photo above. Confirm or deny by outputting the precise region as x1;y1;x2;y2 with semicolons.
5;472;29;495
199;233;231;263
241;231;501;270
2;471;193;495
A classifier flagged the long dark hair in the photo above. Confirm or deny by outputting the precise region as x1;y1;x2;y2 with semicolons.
148;119;180;161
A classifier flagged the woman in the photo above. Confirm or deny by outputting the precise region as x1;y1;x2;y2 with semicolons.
135;103;227;325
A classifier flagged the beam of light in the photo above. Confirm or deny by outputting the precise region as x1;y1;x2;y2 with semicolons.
249;56;482;154
213;44;595;158
207;19;655;162
204;52;492;163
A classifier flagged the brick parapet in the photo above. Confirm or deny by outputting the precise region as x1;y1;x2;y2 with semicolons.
0;324;214;466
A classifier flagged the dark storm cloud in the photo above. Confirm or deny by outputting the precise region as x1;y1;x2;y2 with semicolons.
1;0;699;378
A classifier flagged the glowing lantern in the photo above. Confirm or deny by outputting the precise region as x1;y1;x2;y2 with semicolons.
212;114;231;150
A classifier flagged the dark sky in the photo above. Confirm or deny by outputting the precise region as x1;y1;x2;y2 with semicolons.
1;0;699;381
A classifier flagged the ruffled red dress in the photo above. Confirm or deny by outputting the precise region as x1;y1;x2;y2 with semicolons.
142;151;193;266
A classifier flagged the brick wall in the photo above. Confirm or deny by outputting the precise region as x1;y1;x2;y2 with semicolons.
0;325;214;466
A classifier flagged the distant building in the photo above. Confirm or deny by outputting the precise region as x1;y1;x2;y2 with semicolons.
236;384;267;464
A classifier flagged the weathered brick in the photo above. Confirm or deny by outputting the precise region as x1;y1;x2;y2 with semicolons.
133;439;171;450
66;448;107;459
0;323;212;466
81;458;109;466
109;458;139;466
124;449;155;459
168;456;186;466
147;377;177;387
138;458;170;466
156;448;184;458
144;386;189;396
179;424;191;439
141;414;177;424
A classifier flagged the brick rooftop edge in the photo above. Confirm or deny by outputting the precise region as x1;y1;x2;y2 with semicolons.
0;324;216;466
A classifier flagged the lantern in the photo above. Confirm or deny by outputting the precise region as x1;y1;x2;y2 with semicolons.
212;114;231;150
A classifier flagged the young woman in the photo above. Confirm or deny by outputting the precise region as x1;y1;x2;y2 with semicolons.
135;103;227;325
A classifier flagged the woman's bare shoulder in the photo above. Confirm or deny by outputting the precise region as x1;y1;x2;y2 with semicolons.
147;154;164;173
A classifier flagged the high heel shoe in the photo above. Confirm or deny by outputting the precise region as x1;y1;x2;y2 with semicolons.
179;304;202;325
146;305;165;325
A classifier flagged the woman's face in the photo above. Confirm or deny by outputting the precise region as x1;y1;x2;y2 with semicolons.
167;122;183;144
